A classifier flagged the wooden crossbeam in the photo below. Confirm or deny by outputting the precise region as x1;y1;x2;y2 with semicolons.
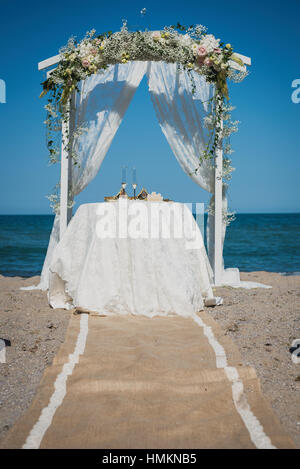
38;54;60;70
38;52;251;72
234;53;251;66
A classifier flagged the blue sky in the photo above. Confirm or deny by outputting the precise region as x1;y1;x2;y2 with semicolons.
0;0;299;214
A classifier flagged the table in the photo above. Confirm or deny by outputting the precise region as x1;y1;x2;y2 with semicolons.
48;201;219;317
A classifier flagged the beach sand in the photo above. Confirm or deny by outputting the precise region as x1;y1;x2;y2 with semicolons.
0;272;299;447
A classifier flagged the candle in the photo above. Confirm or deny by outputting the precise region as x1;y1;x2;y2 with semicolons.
121;166;127;184
132;167;137;185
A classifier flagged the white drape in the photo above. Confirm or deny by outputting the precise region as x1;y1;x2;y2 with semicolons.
147;62;222;268
31;61;147;291
71;61;148;194
147;62;270;289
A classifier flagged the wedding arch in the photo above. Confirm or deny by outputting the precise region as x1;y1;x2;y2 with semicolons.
37;23;251;288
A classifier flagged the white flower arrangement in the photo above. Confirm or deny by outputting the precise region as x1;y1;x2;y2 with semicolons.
41;23;244;105
199;34;220;53
41;22;247;223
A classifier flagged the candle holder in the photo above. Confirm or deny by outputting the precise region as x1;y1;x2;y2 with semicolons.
132;168;137;199
132;183;137;199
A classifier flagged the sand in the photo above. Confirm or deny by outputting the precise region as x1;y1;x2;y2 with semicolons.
0;272;299;447
212;272;300;447
0;275;70;445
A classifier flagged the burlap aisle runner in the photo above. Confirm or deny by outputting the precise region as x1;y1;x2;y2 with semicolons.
2;312;294;449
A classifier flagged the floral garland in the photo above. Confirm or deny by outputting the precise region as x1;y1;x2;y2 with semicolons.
41;22;248;215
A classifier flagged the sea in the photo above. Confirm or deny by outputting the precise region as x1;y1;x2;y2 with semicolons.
0;213;299;277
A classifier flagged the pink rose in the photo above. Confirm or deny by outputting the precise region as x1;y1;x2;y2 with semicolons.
197;46;207;57
204;57;213;67
90;48;97;56
82;59;90;68
152;31;161;41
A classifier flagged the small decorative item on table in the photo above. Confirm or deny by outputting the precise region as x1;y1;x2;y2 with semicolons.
104;183;173;202
104;186;128;202
137;187;148;200
147;192;163;202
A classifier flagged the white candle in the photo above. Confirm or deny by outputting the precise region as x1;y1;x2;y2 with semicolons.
122;166;127;184
132;167;137;185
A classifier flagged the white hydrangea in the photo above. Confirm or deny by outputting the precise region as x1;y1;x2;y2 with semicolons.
180;34;193;47
78;41;93;57
199;34;220;53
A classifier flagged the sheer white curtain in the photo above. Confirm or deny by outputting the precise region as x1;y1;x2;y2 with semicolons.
147;61;223;268
31;61;147;291
147;61;270;289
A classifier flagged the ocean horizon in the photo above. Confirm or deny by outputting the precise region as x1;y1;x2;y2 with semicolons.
0;212;299;277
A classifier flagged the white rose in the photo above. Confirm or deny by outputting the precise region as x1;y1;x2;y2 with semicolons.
200;34;220;53
79;42;92;57
181;34;192;46
152;31;161;41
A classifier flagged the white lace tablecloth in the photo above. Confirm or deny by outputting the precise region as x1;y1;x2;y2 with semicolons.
48;201;219;317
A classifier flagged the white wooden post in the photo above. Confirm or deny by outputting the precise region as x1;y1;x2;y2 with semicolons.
214;101;223;286
59;92;75;240
59;109;69;240
68;92;76;225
